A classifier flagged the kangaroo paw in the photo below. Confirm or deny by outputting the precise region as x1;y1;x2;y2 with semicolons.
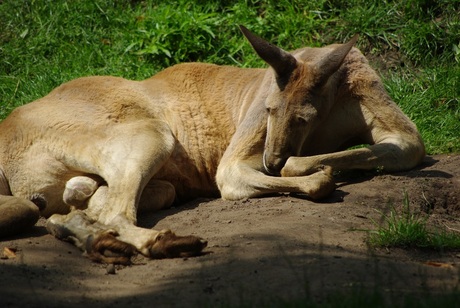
46;211;136;264
86;230;137;265
146;229;208;259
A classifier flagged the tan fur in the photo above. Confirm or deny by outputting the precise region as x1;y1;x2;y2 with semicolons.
0;27;424;261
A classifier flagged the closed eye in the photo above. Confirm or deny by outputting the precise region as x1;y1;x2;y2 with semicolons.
295;115;308;123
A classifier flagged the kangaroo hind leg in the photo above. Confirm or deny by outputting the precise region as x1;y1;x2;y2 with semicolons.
48;119;207;262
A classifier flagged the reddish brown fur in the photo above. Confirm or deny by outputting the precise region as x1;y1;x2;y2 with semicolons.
146;230;208;259
86;231;137;265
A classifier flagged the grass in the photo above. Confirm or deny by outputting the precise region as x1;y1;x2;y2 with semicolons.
369;192;460;249
0;0;459;154
241;289;460;307
385;67;460;154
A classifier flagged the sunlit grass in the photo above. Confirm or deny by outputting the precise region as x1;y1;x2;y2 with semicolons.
384;66;460;154
369;192;460;249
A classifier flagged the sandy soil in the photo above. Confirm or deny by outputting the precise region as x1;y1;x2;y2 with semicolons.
1;154;459;307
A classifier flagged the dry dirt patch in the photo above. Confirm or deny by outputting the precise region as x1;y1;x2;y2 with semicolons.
1;154;459;307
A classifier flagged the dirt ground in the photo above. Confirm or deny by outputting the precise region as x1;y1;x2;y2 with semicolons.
1;154;459;307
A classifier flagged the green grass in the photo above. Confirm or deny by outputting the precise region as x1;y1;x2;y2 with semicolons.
0;0;459;153
247;290;460;307
369;192;460;249
385;67;460;154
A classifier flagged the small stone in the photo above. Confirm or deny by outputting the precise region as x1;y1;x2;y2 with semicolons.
106;264;116;275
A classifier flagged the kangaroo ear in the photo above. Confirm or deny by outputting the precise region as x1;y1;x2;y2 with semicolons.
240;25;297;83
316;34;359;85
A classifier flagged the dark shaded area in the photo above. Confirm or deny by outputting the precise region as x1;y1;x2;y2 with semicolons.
1;225;48;241
1;232;459;307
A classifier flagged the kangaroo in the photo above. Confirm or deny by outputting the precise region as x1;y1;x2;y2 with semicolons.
0;26;424;263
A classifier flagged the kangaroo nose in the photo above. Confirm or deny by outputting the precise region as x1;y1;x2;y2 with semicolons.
263;152;287;175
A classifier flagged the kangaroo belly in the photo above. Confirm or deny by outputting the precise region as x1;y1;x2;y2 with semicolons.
154;142;221;201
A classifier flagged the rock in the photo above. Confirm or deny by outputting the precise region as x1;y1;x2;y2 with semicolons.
106;264;116;275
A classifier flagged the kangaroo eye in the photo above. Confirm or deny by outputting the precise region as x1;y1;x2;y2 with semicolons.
296;116;307;123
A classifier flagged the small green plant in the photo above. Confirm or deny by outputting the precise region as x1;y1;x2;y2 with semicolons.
454;42;460;63
369;192;428;247
369;192;460;249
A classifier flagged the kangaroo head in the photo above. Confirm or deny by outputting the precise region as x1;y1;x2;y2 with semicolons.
240;26;358;175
